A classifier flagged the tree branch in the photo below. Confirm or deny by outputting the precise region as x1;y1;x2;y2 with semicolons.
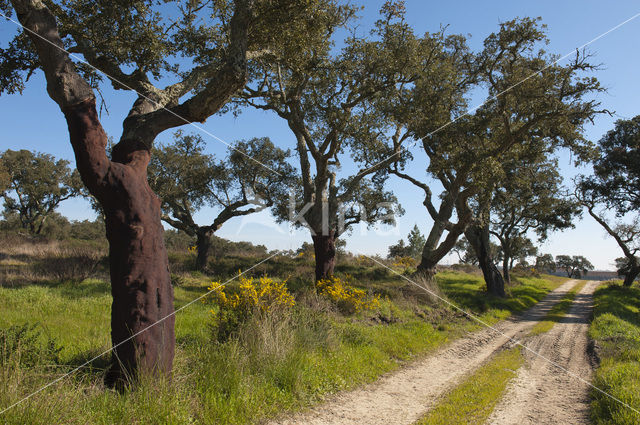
11;0;110;195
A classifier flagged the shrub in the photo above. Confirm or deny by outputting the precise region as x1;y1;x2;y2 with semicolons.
34;246;103;281
391;256;416;268
167;251;192;272
316;275;380;315
511;264;540;278
602;279;623;287
164;229;194;252
354;255;375;267
68;219;106;242
450;263;480;274
0;323;61;368
206;274;295;341
391;256;417;275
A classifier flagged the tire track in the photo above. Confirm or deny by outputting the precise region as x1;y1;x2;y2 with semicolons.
487;280;599;425
270;280;580;425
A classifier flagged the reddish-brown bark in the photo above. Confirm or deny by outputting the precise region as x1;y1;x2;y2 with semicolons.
63;99;174;387
195;229;214;271
312;231;336;281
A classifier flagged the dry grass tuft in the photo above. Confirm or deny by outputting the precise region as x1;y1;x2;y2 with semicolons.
400;273;447;306
0;237;106;286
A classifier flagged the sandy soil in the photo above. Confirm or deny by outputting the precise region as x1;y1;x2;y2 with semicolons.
270;279;581;425
487;280;599;425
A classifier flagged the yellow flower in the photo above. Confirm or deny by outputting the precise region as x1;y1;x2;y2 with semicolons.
316;275;379;314
205;272;295;318
392;256;416;268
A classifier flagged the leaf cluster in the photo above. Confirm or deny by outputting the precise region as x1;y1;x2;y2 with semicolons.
491;156;580;242
148;131;295;234
555;254;594;278
579;115;640;215
535;253;556;272
387;224;425;259
1;149;83;234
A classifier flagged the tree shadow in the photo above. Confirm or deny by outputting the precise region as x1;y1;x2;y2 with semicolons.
595;284;640;325
2;278;111;300
62;348;112;383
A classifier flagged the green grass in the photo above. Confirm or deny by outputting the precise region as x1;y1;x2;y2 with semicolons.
530;280;587;335
589;283;640;425
414;347;523;425
0;269;565;424
437;271;566;328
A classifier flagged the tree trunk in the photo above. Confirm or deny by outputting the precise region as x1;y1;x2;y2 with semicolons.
479;256;506;297
416;251;439;281
623;264;640;287
502;255;511;285
64;100;175;389
465;225;506;298
415;264;438;280
195;229;213;271
35;216;45;235
414;265;438;284
416;218;465;277
103;187;174;388
312;231;336;281
417;249;438;276
12;0;253;389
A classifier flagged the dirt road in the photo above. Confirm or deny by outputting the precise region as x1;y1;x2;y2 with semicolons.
271;279;587;425
487;280;598;425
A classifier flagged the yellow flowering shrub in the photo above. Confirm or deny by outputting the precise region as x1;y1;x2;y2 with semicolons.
392;256;416;268
208;275;294;313
316;275;380;315
206;274;295;340
296;251;315;260
355;255;375;267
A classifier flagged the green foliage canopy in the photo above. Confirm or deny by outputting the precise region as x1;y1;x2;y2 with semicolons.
387;224;426;259
148;132;295;237
579;116;640;214
535;253;556;273
0;0;328;150
0;157;9;193
0;149;82;235
490;156;579;275
577;116;640;285
238;1;419;236
357;16;603;271
555;255;594;278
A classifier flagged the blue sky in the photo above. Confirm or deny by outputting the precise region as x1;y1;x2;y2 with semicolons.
1;1;640;270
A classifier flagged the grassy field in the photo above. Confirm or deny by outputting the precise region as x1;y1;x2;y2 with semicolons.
0;239;568;424
437;271;567;328
589;283;640;425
